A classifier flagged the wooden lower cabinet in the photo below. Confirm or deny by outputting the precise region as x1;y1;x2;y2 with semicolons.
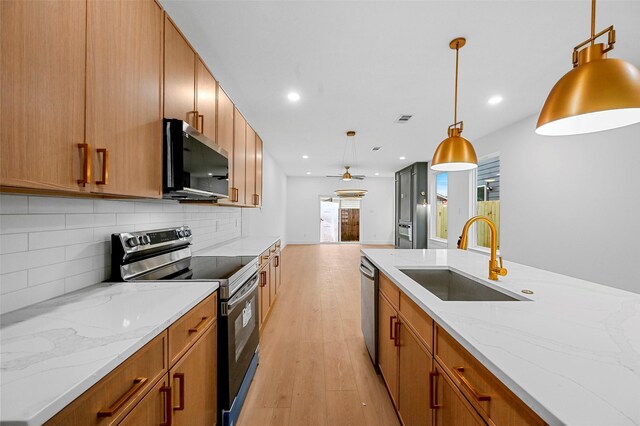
259;265;271;328
258;242;282;332
433;363;485;426
397;321;432;426
119;375;171;426
170;321;217;426
378;292;399;407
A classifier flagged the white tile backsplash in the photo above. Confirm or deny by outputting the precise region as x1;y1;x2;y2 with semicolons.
0;194;241;313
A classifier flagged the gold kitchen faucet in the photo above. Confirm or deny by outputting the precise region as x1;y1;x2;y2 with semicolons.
457;216;508;281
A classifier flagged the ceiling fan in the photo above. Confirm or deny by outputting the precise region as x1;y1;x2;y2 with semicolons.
326;166;366;181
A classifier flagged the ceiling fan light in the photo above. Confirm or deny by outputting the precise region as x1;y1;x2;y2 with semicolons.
537;50;640;135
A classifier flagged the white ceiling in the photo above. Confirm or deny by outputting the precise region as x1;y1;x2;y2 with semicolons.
161;0;640;177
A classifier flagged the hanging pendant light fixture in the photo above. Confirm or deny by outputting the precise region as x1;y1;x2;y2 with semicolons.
536;0;640;136
431;38;478;172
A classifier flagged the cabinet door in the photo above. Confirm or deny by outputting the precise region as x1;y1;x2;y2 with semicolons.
196;58;217;142
268;257;277;306
171;322;217;426
119;375;171;426
398;322;432;426
434;364;484;426
274;252;281;295
86;0;163;198
245;125;257;205
232;108;247;204
398;167;412;223
255;135;264;207
164;16;196;126
0;0;86;192
378;293;399;407
259;267;270;328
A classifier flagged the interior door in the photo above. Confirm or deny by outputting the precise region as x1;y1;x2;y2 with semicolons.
170;323;217;426
320;199;340;243
164;16;196;126
399;166;413;223
0;0;86;192
398;322;433;426
86;0;163;198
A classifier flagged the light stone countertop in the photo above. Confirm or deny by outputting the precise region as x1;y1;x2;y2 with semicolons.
194;236;281;257
0;281;219;425
360;248;640;425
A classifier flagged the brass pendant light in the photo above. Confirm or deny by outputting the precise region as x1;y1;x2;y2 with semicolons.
341;166;353;182
431;38;478;171
536;0;640;136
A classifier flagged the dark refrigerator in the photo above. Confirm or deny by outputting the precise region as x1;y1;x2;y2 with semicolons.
395;162;429;249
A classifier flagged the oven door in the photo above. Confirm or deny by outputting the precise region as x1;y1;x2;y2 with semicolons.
225;272;260;402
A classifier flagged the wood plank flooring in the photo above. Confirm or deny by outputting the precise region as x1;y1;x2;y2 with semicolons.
237;244;399;426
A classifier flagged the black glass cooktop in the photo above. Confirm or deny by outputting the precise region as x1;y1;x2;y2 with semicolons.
134;256;256;281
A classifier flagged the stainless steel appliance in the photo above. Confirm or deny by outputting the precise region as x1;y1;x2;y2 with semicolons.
111;226;259;426
163;118;229;200
395;162;429;249
360;256;378;368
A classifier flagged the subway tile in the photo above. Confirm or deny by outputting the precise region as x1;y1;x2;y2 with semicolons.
134;201;165;213
93;199;135;213
116;213;149;226
0;270;28;294
0;215;65;234
0;195;29;214
27;247;66;268
28;196;94;214
65;241;108;261
64;269;105;293
0;233;28;254
29;228;93;250
1;279;65;314
28;262;68;287
65;213;116;229
0;252;28;274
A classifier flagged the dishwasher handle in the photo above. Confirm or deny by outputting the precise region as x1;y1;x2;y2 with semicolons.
360;264;375;280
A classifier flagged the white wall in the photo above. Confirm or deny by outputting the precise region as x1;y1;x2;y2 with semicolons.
241;149;288;245
286;177;394;245
443;115;640;294
0;195;242;313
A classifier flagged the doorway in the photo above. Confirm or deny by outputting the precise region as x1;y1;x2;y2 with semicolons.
320;197;360;243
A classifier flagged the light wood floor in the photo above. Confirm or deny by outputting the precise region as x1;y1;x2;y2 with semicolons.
237;244;400;426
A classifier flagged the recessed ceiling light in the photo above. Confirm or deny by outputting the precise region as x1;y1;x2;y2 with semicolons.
306;171;311;175
375;172;380;176
302;155;309;159
287;92;300;102
208;173;213;176
399;156;406;160
488;95;503;105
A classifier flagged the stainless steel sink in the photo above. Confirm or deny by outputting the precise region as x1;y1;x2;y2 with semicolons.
398;269;519;301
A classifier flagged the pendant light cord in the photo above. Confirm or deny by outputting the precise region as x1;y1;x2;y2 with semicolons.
454;42;460;124
591;0;596;44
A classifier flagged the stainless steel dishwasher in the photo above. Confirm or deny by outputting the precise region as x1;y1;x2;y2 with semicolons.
360;256;379;368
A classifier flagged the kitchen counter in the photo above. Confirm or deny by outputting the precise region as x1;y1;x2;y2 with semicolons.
361;248;640;425
194;236;281;257
0;281;219;425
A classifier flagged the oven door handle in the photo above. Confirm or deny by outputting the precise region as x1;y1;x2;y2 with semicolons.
227;275;259;312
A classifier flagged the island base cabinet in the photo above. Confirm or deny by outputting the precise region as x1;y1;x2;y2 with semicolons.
170;321;217;426
433;364;485;426
378;293;399;407
119;375;171;426
398;322;433;426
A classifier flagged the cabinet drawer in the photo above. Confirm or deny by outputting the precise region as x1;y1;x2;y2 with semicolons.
399;291;434;353
435;326;545;426
259;249;270;267
275;240;281;249
46;331;168;426
379;273;400;309
169;292;217;366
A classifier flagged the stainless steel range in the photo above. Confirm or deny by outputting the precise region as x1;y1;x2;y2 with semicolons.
111;226;260;426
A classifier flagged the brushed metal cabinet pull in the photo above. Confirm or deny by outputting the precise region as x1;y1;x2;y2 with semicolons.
97;377;148;417
160;385;172;426
77;143;91;186
429;371;441;409
96;148;108;185
173;373;185;411
389;315;397;340
452;367;491;402
188;316;212;334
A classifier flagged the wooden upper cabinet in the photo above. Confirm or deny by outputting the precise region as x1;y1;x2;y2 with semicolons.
164;16;196;126
0;0;86;192
255;135;263;207
232;108;247;204
217;86;234;185
86;0;163;198
245;125;256;205
195;58;217;143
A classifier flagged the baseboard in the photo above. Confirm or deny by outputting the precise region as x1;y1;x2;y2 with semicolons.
285;241;393;246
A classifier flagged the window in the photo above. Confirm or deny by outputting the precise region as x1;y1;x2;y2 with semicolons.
434;172;448;240
475;155;500;249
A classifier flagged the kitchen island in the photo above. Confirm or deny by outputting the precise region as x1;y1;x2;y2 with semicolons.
361;248;640;425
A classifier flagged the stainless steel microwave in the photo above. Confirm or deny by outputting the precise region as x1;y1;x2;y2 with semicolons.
163;119;229;200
